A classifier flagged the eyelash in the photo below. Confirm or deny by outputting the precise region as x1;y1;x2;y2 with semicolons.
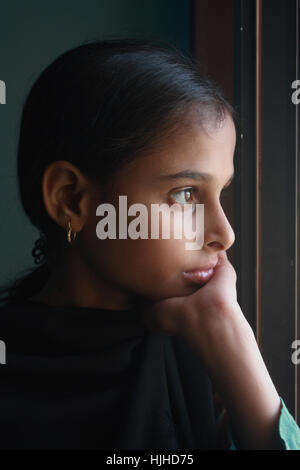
170;187;196;205
170;185;231;205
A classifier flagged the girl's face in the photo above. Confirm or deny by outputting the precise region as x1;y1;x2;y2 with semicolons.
83;111;236;303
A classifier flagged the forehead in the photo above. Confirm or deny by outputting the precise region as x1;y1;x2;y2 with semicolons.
113;112;236;187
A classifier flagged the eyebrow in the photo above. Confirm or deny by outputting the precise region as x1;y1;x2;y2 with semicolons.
156;170;235;186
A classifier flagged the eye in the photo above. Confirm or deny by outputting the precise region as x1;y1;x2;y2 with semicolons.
171;188;195;205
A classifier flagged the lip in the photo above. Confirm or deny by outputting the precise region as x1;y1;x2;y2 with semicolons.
182;262;218;285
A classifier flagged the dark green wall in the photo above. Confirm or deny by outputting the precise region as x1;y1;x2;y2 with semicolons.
0;0;191;285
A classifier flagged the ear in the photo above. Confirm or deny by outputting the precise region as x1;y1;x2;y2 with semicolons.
41;160;92;233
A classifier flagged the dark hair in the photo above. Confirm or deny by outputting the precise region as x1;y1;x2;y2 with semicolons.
0;36;236;305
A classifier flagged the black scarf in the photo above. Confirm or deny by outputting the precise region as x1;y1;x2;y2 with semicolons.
0;298;218;449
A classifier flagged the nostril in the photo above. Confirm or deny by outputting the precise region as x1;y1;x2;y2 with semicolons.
207;241;224;249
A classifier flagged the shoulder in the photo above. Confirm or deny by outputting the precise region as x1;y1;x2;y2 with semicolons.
0;301;15;322
0;300;24;323
0;300;32;338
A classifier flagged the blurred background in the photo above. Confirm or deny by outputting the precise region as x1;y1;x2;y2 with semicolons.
0;0;299;423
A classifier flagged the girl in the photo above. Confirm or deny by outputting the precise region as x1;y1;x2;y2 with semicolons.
0;37;299;450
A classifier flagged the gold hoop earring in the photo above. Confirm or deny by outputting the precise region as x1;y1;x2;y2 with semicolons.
67;220;77;244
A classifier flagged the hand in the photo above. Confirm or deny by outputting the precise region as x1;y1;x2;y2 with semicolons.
138;250;249;339
137;250;282;449
138;249;253;380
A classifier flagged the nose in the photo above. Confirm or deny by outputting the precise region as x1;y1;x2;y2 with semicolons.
203;202;235;252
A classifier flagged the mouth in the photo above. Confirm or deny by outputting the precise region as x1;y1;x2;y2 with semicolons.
182;262;217;285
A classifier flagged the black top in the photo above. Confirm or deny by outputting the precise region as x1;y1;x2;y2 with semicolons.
0;298;218;450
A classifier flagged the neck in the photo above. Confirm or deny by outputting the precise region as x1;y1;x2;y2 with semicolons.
29;252;135;311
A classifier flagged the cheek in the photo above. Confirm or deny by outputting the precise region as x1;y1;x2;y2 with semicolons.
132;238;188;274
84;225;189;286
87;201;200;275
82;199;204;298
96;238;187;278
